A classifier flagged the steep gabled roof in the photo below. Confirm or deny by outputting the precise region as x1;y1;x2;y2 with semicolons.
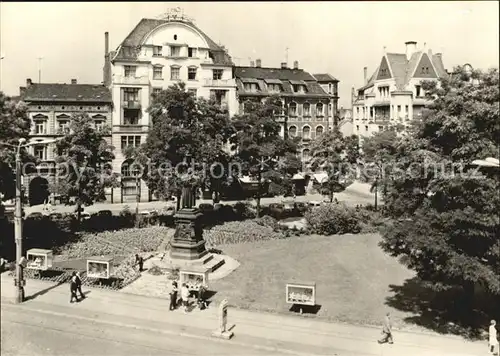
113;18;233;65
313;73;339;82
22;84;112;103
358;48;448;92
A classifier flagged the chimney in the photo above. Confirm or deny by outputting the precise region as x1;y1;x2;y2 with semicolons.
105;32;109;56
250;60;255;67
281;62;287;69
293;60;299;69
436;53;442;59
19;87;26;97
363;67;367;85
71;79;77;84
256;59;261;68
405;41;417;60
26;78;32;87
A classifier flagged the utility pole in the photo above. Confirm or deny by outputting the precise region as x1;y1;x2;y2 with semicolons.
15;138;26;303
37;57;43;83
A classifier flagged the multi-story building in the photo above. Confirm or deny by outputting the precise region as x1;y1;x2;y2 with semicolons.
313;73;339;125
104;13;238;202
352;41;448;141
19;78;112;205
233;60;338;167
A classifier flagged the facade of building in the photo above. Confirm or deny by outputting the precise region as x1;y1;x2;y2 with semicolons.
104;15;238;202
313;73;339;125
19;79;112;205
352;41;448;141
337;107;353;137
234;60;338;167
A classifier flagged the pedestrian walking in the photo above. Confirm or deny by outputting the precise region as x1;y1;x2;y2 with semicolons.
378;312;394;344
197;284;208;310
180;283;190;314
169;281;178;311
75;271;85;299
490;320;499;355
135;254;144;272
70;272;79;303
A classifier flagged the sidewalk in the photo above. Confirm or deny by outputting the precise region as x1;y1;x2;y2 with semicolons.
0;274;485;356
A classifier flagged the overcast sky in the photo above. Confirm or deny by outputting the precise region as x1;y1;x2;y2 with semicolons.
1;1;498;107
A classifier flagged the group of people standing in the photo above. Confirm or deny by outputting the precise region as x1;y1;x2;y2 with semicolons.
169;280;207;313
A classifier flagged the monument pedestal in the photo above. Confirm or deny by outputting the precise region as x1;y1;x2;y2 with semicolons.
170;208;208;261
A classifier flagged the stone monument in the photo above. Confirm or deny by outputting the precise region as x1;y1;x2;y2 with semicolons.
170;162;208;261
212;298;234;340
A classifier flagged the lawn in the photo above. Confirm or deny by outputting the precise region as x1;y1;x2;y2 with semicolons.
210;233;419;331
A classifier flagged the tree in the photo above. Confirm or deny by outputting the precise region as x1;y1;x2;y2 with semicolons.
54;113;116;222
0;93;32;201
143;83;233;205
309;128;360;202
231;96;299;216
361;130;399;209
379;66;500;299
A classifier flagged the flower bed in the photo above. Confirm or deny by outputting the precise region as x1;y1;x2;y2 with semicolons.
204;218;289;246
56;227;170;260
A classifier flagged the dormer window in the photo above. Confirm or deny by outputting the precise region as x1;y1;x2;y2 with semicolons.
380;68;388;76
244;83;259;92
124;66;136;78
421;66;430;75
292;84;307;93
328;83;333;94
169;46;181;57
268;84;282;93
188;47;197;58
153;46;162;57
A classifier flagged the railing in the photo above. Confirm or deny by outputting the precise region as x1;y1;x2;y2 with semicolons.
122;101;141;109
112;75;149;85
113;125;149;133
204;79;235;87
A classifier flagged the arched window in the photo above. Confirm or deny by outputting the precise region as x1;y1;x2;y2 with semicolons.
316;103;324;116
316;125;324;137
302;149;311;161
288;125;297;137
302;125;311;140
289;102;297;116
303;103;311;116
121;159;141;178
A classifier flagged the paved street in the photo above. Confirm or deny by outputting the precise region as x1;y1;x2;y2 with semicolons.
0;274;486;356
1;303;288;356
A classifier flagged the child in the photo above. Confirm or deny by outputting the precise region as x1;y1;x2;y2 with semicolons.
490;320;499;356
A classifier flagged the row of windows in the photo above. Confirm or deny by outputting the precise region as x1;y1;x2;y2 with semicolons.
243;83;307;94
152;45;199;58
288;125;324;139
120;135;141;151
124;65;224;81
32;105;105;111
31;115;106;134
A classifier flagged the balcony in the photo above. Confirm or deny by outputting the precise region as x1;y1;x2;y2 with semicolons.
112;75;149;85
113;125;149;133
122;101;141;109
203;79;236;87
374;115;390;124
413;97;431;106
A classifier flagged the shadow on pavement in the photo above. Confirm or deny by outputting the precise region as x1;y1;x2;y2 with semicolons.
385;277;500;340
289;304;322;315
25;281;66;301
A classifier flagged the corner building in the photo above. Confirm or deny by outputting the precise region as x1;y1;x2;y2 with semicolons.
103;17;238;202
352;41;448;141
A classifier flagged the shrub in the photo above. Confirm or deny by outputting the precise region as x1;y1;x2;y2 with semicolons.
305;203;361;235
233;202;256;220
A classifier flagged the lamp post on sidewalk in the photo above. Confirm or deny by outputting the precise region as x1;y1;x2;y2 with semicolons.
1;137;61;303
